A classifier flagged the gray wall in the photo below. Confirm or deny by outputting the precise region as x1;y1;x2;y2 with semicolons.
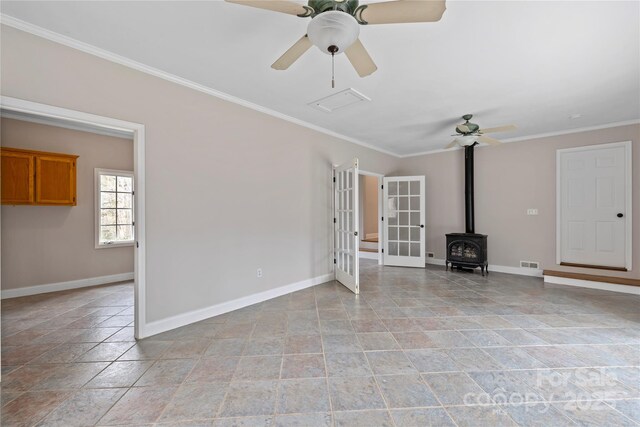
1;118;134;289
0;25;401;322
399;124;640;280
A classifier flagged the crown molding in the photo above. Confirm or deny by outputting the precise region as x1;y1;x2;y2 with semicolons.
399;119;640;158
0;14;400;158
2;14;638;160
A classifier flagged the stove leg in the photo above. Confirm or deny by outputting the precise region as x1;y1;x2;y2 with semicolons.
481;266;485;277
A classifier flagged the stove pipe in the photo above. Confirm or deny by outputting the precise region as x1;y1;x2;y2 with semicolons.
464;143;476;234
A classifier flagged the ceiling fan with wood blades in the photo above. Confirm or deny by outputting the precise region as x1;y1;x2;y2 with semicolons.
227;0;446;84
445;114;517;149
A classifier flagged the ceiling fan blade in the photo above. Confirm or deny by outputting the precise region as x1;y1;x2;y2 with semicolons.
480;124;517;134
345;38;378;77
445;139;459;149
356;0;446;25
457;124;470;133
271;35;312;70
225;0;308;16
478;135;502;146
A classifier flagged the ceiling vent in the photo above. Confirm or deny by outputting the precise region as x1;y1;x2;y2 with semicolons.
308;88;370;113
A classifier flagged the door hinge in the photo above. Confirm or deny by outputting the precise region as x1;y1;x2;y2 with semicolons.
381;184;384;190
381;217;384;221
136;241;139;248
382;248;384;253
333;218;336;223
333;177;336;183
333;258;336;264
132;191;135;196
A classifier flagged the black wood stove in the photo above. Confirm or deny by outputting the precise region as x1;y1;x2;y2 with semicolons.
446;143;488;276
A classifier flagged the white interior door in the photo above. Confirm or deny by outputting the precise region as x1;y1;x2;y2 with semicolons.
558;141;631;269
334;158;359;294
383;176;425;268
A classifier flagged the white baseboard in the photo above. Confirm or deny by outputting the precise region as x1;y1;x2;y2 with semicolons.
425;258;543;277
142;272;335;338
359;251;379;260
543;275;640;295
1;272;134;299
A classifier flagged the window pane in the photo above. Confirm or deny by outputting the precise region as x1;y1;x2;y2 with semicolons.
399;227;409;241
398;197;409;210
117;225;133;241
399;242;409;256
388;182;397;196
388;226;398;241
100;226;116;242
117;176;133;192
410;212;420;226
101;192;116;208
410;196;420;211
101;209;116;225
388;242;398;256
117;209;132;225
101;175;116;191
399;212;409;226
117;193;132;209
399;181;409;195
410;181;420;195
410;243;420;257
410;227;420;242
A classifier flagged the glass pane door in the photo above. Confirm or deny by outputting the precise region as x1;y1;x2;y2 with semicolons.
334;158;359;294
383;176;425;268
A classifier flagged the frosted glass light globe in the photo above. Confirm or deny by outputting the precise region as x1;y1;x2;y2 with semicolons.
455;135;478;146
307;11;360;55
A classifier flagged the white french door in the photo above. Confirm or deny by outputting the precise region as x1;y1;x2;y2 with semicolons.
383;176;426;268
334;158;360;294
557;141;632;269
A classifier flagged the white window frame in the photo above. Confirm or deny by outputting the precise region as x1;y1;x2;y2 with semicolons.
95;168;135;249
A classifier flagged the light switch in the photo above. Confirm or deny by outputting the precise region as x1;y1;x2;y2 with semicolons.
527;209;539;216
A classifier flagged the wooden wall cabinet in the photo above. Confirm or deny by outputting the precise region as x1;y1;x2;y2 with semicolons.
1;147;78;206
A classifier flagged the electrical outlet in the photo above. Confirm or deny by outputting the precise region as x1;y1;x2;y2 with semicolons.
527;209;539;216
427;252;435;258
257;268;263;278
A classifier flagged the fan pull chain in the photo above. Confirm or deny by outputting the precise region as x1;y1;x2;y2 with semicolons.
331;51;335;88
328;45;339;89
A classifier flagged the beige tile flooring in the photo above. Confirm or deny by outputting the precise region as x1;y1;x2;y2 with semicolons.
1;260;639;426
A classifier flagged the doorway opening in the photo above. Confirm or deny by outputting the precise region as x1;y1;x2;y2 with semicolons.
358;170;383;265
0;96;147;339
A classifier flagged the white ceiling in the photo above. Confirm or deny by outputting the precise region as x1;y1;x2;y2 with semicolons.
2;1;639;156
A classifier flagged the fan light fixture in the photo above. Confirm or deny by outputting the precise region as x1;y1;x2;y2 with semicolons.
307;11;360;55
307;11;360;87
455;135;478;147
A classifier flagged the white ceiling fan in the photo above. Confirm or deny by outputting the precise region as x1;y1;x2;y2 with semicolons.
446;114;517;149
226;0;446;82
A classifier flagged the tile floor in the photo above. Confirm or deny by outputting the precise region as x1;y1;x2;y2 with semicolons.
1;260;639;426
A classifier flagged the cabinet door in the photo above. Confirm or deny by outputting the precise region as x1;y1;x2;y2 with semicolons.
1;150;35;204
35;155;77;205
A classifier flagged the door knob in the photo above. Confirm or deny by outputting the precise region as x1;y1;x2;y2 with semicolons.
420;225;424;228
617;213;624;218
